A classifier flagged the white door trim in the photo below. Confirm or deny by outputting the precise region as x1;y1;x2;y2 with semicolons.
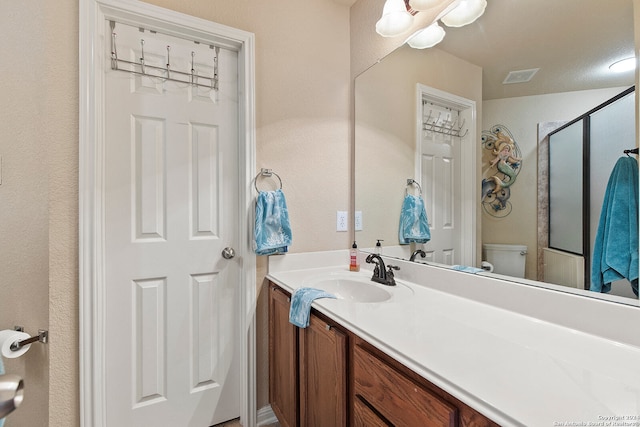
415;84;477;266
79;1;257;426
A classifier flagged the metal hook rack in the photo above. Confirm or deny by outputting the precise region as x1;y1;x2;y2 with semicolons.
109;21;219;91
10;326;49;352
254;168;283;193
423;109;468;138
406;179;422;196
624;148;639;156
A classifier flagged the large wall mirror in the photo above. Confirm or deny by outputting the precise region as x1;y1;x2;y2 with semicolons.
354;0;639;304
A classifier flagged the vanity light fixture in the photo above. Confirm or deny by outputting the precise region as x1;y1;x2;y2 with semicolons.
376;0;487;49
408;0;449;11
441;0;487;27
376;0;416;37
609;57;636;73
406;22;446;49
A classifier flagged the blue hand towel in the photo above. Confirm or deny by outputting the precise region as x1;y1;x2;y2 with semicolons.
399;194;431;244
289;287;336;328
254;189;292;256
591;157;639;296
452;265;485;274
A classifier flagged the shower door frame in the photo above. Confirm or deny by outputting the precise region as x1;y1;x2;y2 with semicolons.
546;85;636;290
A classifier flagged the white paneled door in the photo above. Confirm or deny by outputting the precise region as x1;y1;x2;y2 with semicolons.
103;22;240;426
416;81;480;268
419;101;462;265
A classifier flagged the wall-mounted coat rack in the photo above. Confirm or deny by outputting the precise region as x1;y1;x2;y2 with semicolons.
109;21;219;91
423;109;468;138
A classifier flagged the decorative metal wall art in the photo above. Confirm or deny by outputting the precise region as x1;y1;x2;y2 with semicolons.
481;125;522;218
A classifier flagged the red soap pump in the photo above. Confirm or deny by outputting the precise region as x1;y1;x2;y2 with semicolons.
349;241;360;272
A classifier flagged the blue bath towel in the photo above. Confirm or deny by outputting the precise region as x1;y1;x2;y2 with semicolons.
254;189;292;256
289;287;336;328
591;157;639;296
452;265;484;274
399;194;431;244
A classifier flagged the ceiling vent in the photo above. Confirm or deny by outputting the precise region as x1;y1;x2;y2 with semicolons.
502;68;540;85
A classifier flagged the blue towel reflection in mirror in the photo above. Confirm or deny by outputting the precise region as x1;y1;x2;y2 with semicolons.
591;156;639;296
399;194;431;245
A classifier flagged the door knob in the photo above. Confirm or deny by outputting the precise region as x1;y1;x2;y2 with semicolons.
222;247;236;259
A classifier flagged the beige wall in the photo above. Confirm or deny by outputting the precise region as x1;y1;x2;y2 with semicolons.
0;2;50;426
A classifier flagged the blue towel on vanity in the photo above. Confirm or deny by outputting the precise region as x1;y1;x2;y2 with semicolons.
399;194;431;244
591;157;639;296
452;265;484;274
254;189;292;256
289;287;336;328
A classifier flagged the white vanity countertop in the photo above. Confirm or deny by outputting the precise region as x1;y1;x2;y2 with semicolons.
266;252;640;427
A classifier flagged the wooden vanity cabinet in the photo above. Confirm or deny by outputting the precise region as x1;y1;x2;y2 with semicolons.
353;337;500;427
353;337;457;426
269;283;348;427
269;282;499;427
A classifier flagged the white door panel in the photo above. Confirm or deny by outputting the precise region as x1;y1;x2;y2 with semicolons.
104;21;240;426
420;102;461;265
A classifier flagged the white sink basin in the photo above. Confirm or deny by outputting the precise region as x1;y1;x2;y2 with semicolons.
305;276;393;303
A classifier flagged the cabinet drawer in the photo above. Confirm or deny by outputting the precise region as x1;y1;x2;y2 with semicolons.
353;396;391;427
354;343;457;427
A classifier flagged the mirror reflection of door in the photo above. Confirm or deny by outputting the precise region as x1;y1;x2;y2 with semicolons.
419;101;461;264
416;84;477;267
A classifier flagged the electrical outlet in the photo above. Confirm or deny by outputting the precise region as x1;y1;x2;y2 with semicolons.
336;211;348;232
354;211;363;231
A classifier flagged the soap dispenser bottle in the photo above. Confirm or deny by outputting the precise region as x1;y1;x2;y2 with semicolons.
375;239;383;255
350;241;360;272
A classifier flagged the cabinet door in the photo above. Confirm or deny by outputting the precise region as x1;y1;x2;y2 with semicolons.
269;285;298;427
299;313;348;427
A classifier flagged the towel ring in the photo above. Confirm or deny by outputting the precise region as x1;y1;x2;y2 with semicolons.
406;179;422;196
254;168;283;193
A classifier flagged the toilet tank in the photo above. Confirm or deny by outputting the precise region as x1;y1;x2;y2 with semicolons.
482;243;527;278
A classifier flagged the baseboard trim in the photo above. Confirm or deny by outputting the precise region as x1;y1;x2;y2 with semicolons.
257;404;277;426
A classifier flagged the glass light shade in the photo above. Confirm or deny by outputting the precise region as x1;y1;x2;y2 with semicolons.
609;57;636;73
441;0;487;27
376;0;415;37
406;22;446;49
408;0;447;11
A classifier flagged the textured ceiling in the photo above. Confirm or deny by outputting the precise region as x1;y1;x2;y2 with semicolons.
435;0;635;100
